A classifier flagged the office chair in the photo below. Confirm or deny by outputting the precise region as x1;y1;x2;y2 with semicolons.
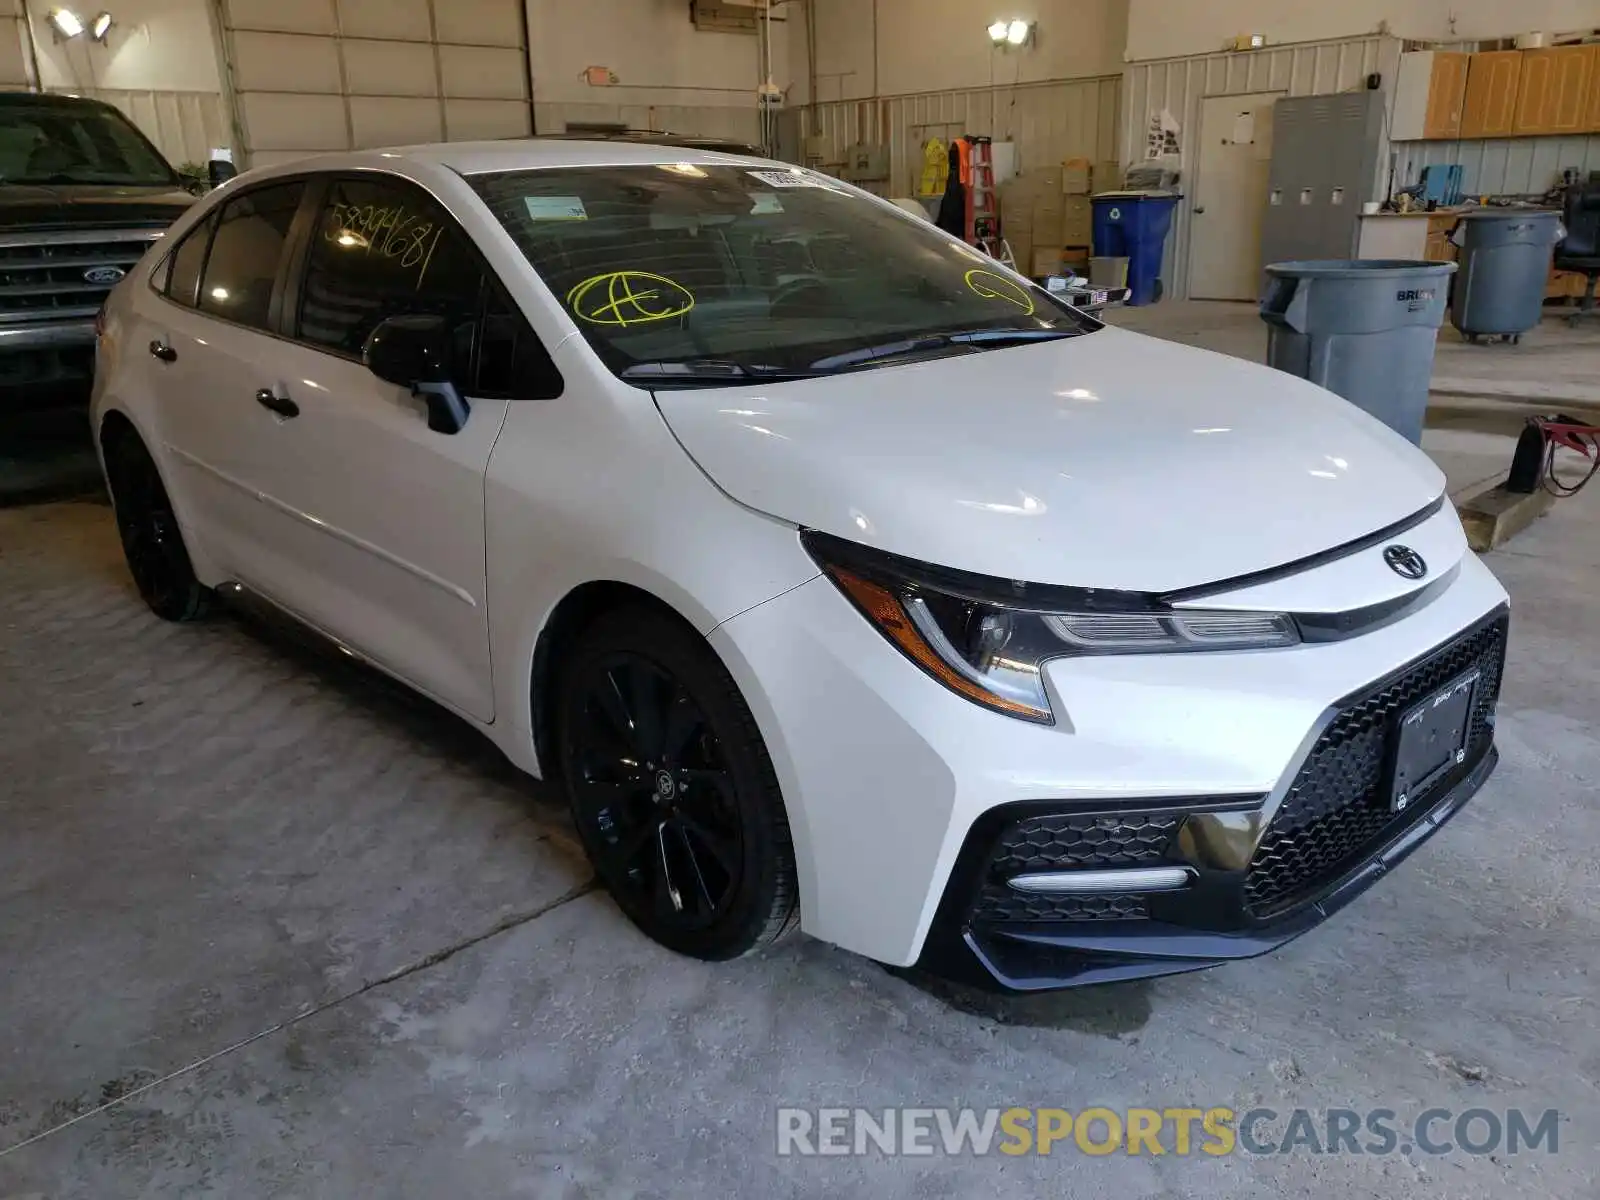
1555;181;1600;327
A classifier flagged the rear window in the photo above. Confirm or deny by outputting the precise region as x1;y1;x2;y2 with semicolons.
198;182;305;330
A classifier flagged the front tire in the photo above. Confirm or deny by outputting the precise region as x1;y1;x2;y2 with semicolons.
556;606;799;960
104;431;211;622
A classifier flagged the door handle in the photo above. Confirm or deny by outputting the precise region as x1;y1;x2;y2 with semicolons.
1194;206;1206;214
254;388;299;419
149;339;177;363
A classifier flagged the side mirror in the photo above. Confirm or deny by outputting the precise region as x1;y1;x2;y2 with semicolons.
363;314;471;435
207;159;237;188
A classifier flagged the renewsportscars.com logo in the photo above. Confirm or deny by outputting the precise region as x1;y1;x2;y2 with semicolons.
776;1106;1561;1158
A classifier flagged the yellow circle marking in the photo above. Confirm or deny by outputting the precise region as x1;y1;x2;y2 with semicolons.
964;268;1036;315
567;271;695;327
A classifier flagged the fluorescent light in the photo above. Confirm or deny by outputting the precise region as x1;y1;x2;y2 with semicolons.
48;8;84;37
90;11;112;40
1006;19;1030;45
987;20;1008;44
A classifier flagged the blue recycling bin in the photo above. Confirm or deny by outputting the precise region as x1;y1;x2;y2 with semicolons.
1092;191;1182;305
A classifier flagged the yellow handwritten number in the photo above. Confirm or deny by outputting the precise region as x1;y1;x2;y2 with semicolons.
964;268;1036;315
567;272;695;327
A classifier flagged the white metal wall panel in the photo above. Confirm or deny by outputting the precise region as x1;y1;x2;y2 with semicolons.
1120;34;1404;299
536;101;762;145
2;13;26;87
1394;136;1600;198
219;0;528;165
804;75;1123;198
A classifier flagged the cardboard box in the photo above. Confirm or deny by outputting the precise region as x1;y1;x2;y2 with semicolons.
1062;195;1093;246
1032;247;1063;277
1090;256;1130;288
1092;160;1123;193
1062;157;1092;194
1061;246;1091;272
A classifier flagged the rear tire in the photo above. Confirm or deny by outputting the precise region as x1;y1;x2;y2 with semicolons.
556;606;799;960
104;431;212;622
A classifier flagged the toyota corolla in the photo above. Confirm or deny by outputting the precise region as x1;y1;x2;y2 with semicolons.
91;141;1508;991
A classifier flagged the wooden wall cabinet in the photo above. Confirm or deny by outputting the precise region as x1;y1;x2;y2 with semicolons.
1394;51;1470;139
1462;50;1524;138
1514;44;1596;134
1588;46;1600;131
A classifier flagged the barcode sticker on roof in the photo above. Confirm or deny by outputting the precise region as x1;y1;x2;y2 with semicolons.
747;169;827;189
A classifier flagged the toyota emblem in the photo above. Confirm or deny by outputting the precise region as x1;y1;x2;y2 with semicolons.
1383;545;1428;580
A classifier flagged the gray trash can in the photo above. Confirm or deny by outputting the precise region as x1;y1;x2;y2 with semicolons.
1449;209;1563;343
1261;259;1457;445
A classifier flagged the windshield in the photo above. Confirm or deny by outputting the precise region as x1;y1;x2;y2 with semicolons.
470;165;1097;384
0;101;176;186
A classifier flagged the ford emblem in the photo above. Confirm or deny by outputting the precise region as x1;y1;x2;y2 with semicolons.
83;265;126;285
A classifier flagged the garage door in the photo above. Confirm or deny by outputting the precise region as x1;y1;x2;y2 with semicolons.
217;0;530;168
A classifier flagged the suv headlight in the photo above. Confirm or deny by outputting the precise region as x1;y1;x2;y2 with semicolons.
803;531;1299;724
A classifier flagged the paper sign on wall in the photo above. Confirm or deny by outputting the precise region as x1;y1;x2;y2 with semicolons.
1229;110;1256;145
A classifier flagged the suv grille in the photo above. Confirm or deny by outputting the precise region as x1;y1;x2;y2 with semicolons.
0;231;163;322
1243;615;1508;917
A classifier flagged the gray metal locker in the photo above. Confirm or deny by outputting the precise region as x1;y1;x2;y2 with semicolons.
1261;91;1383;265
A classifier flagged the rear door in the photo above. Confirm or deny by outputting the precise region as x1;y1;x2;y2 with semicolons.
139;180;311;573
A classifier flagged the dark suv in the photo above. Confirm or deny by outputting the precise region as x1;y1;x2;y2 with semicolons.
1;92;195;416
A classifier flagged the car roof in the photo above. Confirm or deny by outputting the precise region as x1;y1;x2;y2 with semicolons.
320;138;782;177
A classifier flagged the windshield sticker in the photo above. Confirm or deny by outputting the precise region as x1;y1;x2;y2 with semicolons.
747;168;829;189
964;268;1036;315
523;195;588;221
750;192;785;215
568;271;695;327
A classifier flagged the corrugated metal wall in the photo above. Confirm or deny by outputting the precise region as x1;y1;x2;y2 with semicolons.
804;75;1123;197
1122;35;1404;299
1394;136;1600;197
217;0;531;169
48;88;231;168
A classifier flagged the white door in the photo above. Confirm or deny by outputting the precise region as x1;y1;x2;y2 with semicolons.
223;173;524;722
1188;93;1282;301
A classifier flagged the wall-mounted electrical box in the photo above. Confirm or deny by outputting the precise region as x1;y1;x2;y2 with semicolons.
841;143;889;183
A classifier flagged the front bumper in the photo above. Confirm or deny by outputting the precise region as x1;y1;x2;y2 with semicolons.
709;535;1510;989
1;319;97;413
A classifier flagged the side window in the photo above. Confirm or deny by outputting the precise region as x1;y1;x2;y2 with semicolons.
295;177;481;372
477;284;563;399
163;214;214;309
198;182;305;329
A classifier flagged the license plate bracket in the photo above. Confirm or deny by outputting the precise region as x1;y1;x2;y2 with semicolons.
1388;669;1480;813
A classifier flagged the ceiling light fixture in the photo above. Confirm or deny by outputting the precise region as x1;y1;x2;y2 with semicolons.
48;8;84;38
987;20;1009;44
90;11;113;41
1007;19;1032;45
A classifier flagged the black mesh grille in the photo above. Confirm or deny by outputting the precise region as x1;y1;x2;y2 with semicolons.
972;811;1182;924
1244;615;1507;917
973;890;1148;923
990;812;1181;874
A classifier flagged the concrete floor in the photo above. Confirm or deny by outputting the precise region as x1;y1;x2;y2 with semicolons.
4;341;1600;1196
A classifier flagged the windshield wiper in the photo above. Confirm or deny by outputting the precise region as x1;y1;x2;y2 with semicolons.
619;359;826;387
808;327;1076;372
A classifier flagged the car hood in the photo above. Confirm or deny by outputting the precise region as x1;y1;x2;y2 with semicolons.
0;182;193;229
653;326;1445;592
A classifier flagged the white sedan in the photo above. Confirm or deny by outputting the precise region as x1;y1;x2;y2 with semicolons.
92;141;1509;991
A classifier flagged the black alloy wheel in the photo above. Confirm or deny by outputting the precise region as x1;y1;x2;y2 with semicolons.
105;432;211;622
557;607;798;960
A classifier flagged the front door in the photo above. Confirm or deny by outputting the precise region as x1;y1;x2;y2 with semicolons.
1188;92;1282;301
231;175;510;722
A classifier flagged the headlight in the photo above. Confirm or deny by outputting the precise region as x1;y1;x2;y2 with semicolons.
803;531;1299;724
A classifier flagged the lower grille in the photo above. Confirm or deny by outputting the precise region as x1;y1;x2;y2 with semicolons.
1244;615;1508;917
974;889;1148;923
974;810;1182;924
